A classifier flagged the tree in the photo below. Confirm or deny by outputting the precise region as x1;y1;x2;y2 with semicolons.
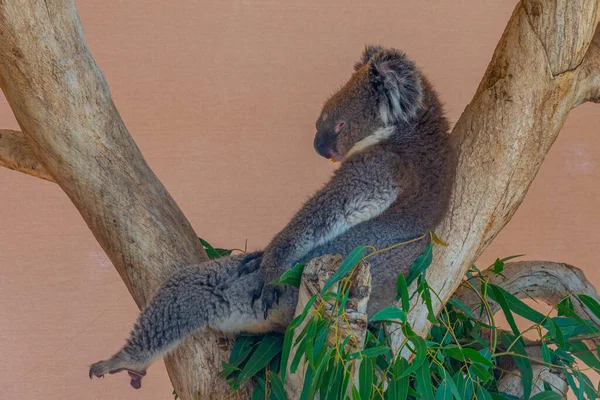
1;0;599;398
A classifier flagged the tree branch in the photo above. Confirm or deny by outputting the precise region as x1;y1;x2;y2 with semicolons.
453;261;600;398
0;1;244;398
0;129;54;181
394;0;600;355
453;261;600;329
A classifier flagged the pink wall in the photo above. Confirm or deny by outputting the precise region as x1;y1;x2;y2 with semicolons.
0;1;598;398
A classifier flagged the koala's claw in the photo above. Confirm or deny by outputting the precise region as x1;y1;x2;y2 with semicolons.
261;284;283;319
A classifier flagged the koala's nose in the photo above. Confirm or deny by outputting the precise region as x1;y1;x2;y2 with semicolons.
313;131;332;159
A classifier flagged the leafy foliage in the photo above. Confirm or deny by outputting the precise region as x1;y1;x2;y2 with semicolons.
201;237;600;399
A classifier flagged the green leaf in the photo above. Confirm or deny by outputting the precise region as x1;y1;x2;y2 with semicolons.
541;342;552;364
221;335;257;378
321;246;368;293
439;368;461;400
395;273;410;311
237;335;283;385
557;297;575;317
545;317;565;348
492;258;505;274
323;362;343;400
419;278;437;323
306;348;334;400
251;379;266;400
442;345;466;362
280;320;300;381
358;358;374;400
304;319;317;368
352;346;391;359
352;385;361;400
570;340;600;372
447;298;476;319
198;237;227;260
406;243;433;286
551;316;596;339
500;331;533;400
577;294;600;321
475;386;493;400
399;336;427;378
435;378;454;400
290;339;307;374
272;263;305;287
531;391;562;400
386;358;409;400
313;322;331;366
371;306;406;323
488;284;546;325
415;362;434;400
268;371;288;400
463;348;494;368
469;363;492;383
453;370;474;400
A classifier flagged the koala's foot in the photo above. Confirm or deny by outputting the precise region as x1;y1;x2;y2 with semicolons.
89;355;147;389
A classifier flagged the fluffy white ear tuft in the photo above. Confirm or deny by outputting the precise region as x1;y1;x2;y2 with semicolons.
368;48;423;125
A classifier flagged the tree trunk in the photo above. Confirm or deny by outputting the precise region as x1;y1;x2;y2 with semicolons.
1;0;600;398
393;0;600;353
0;1;250;398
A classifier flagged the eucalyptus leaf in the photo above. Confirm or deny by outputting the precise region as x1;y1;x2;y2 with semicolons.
237;335;283;385
406;243;433;286
322;246;368;293
273;263;305;287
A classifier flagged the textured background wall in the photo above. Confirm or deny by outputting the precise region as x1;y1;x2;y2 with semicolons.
0;1;598;398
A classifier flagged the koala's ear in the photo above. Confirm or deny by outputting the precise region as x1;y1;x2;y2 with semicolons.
368;48;423;124
354;45;384;71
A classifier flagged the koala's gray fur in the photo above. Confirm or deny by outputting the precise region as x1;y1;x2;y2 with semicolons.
89;45;456;389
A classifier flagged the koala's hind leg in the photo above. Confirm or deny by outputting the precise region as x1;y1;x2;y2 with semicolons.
89;252;296;389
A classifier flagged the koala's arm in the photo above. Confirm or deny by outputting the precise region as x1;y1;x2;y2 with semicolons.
261;151;403;277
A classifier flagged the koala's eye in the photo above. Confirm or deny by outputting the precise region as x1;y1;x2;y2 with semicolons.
335;121;346;133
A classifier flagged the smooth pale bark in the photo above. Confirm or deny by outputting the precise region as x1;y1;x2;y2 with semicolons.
0;1;248;398
394;0;600;354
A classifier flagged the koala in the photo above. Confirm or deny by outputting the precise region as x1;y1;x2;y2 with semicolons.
88;45;456;390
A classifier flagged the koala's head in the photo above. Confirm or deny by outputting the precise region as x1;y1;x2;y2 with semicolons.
314;45;423;161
